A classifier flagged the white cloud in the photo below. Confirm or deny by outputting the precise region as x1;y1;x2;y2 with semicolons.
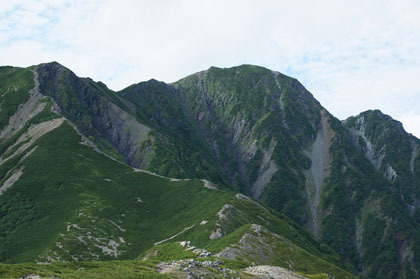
1;0;420;137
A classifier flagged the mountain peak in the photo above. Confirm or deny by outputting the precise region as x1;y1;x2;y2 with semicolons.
345;109;405;135
37;61;67;69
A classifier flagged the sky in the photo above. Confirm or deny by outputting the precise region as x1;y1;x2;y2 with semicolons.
1;0;420;137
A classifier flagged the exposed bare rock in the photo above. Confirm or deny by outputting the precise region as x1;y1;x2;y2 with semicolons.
35;63;154;169
349;115;385;170
0;167;24;195
215;224;280;262
251;139;278;198
0;118;65;166
385;164;397;181
244;265;308;279
304;110;334;238
0;69;45;140
202;179;217;190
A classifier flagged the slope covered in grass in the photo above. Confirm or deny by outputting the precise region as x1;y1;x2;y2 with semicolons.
0;121;354;277
0;121;234;262
0;260;170;279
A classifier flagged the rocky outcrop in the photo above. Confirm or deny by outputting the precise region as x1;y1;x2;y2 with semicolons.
345;114;385;170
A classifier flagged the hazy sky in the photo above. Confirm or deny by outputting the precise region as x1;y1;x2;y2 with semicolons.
1;0;420;137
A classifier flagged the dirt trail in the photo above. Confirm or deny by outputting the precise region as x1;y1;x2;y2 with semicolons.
154;225;195;246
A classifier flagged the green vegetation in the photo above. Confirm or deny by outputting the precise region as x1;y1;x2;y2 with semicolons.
3;62;420;278
343;110;420;277
297;273;329;279
0;67;34;130
120;65;323;226
0;260;170;279
2;136;31;159
0;121;354;278
139;242;196;262
206;224;252;253
30;98;60;124
346;110;420;204
36;63;127;164
120;79;230;186
0;120;233;262
212;225;356;279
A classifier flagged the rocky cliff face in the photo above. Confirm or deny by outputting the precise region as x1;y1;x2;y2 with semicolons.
36;62;154;168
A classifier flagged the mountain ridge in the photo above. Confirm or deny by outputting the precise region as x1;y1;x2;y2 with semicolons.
0;62;419;278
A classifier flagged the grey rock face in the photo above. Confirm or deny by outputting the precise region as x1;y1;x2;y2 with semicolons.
36;62;154;169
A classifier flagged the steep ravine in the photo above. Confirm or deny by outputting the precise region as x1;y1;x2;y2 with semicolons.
304;110;334;238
